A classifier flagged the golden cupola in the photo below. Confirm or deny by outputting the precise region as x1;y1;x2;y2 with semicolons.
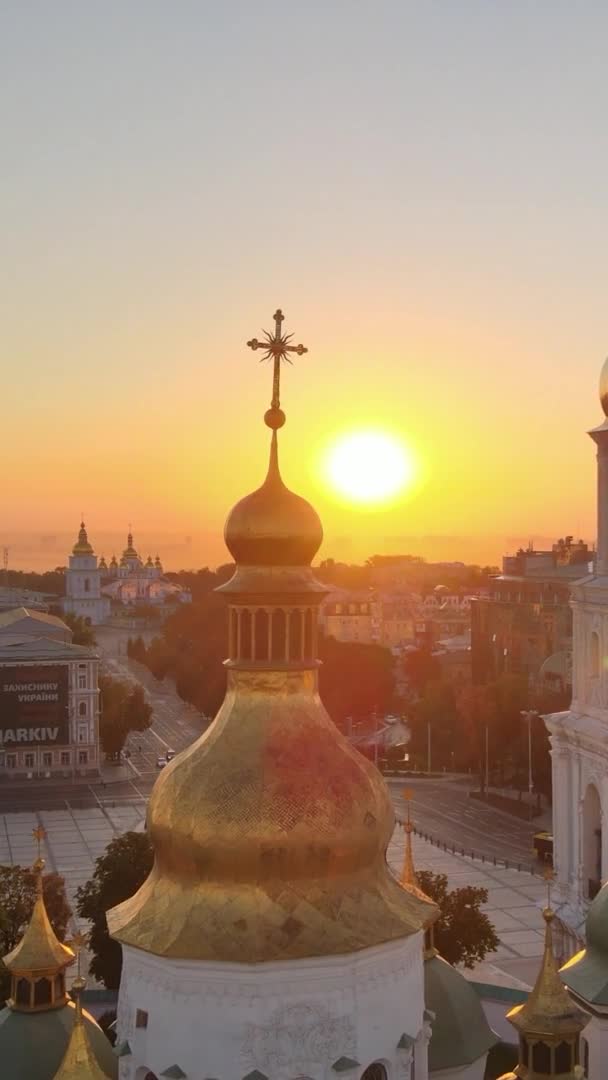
108;309;431;963
3;830;74;1012
72;522;93;556
502;879;587;1080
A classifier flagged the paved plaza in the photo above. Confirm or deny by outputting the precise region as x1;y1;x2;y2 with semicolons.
0;800;548;992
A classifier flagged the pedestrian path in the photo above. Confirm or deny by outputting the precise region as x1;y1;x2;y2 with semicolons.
0;806;545;991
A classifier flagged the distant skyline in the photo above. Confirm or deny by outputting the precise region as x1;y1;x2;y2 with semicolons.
2;3;607;563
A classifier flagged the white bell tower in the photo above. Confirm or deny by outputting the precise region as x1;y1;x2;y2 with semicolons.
546;359;608;932
63;521;110;626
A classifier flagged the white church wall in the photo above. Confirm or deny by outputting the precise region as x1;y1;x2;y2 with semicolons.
116;935;425;1080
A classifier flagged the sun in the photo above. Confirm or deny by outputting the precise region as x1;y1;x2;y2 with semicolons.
323;430;416;507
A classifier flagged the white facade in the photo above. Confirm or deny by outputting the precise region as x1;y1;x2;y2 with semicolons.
63;523;111;625
115;935;429;1080
546;413;608;933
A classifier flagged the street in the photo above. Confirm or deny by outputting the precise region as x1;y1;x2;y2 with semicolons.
0;624;543;872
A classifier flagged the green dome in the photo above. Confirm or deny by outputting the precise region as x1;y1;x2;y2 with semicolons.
561;881;608;1005
425;954;498;1073
0;1000;117;1079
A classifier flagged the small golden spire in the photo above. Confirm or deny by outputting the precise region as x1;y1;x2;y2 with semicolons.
398;790;439;947
3;828;74;1003
401;789;419;890
506;886;587;1040
52;933;111;1080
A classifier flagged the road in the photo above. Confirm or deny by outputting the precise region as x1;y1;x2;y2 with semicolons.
0;625;543;867
387;779;538;867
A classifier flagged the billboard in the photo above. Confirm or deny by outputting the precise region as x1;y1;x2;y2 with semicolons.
0;666;69;748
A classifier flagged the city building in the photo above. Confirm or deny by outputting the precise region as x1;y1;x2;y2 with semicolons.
546;359;608;932
470;540;589;689
0;610;100;779
320;588;374;642
63;522;111;625
0;585;54;612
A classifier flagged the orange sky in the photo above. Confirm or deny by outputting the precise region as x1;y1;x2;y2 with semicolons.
3;5;606;570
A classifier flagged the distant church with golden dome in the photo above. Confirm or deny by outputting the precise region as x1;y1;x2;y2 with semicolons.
63;526;191;624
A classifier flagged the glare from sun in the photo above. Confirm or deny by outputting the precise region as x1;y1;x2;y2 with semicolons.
324;431;416;507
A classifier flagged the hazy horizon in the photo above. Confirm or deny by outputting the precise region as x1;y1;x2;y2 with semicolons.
3;3;607;552
2;528;594;576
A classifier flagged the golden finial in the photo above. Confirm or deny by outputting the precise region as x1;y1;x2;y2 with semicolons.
247;309;308;429
69;930;89;982
32;826;46;890
52;926;111;1080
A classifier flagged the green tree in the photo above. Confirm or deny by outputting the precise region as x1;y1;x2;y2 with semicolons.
318;635;396;728
75;832;153;988
409;679;458;770
99;675;153;759
0;866;72;1002
417;870;499;968
124;685;153;733
62;612;96;646
403;648;441;697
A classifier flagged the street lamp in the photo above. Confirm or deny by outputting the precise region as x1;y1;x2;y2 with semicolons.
520;709;538;820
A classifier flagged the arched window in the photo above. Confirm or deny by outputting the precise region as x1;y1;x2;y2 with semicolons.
289;609;302;661
591;631;600;677
33;977;51;1007
255;610;269;661
271;609;286;661
520;1037;529;1066
532;1040;551;1074
304;608;313;659
240;610;252;660
79;701;87;716
582;1037;589;1076
230;609;238;659
84;578;90;593
54;973;65;1001
361;1066;388;1080
15;977;30;1006
583;783;602;899
554;1040;572;1073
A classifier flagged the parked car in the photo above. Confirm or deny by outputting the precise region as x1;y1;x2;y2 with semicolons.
166;749;176;761
156;756;168;769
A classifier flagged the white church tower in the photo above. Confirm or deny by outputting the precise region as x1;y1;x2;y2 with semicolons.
546;358;608;932
108;311;434;1080
63;521;110;626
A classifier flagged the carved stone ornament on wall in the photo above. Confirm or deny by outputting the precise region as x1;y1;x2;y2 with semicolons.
242;1002;355;1077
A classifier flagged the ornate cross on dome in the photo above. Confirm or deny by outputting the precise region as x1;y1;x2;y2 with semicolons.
247;309;308;411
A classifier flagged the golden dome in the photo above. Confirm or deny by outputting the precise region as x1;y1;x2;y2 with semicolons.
109;666;431;962
72;523;93;557
224;430;323;566
109;312;431;963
